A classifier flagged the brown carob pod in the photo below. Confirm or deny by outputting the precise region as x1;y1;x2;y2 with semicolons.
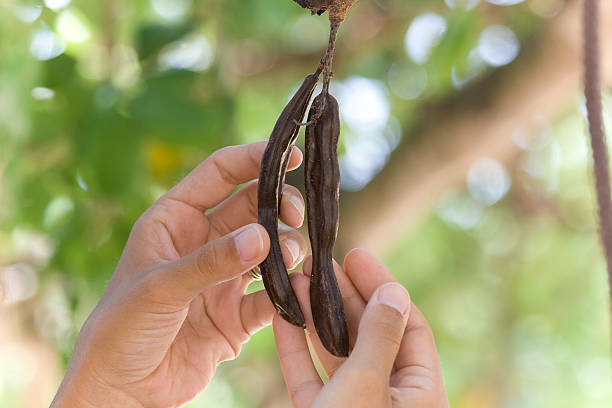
305;92;349;357
258;69;321;328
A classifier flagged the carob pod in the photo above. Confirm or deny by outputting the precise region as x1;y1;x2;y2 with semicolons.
305;92;349;357
257;69;321;328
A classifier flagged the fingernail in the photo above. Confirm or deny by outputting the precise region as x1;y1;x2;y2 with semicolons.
282;238;301;266
376;283;410;317
234;225;264;263
286;194;305;220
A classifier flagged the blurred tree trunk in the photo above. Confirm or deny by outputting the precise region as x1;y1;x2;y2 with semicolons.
337;0;612;257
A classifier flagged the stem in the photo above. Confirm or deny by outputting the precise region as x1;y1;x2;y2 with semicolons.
321;21;340;95
584;0;612;318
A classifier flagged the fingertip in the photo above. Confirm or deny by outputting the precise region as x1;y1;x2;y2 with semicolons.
343;248;374;270
288;271;310;290
280;189;305;228
251;140;270;163
302;255;313;277
287;146;303;170
374;282;411;320
280;236;306;270
234;223;270;264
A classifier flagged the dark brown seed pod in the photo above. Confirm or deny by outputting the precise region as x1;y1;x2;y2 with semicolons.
305;92;349;357
258;69;321;328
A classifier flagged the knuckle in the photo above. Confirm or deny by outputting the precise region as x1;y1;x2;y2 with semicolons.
289;379;321;404
196;244;220;277
211;148;241;186
279;228;305;244
364;312;404;345
344;366;386;388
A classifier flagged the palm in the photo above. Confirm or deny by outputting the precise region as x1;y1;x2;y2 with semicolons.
273;250;448;408
77;143;306;407
115;197;266;405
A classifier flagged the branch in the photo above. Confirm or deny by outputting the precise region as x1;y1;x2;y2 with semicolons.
337;0;612;256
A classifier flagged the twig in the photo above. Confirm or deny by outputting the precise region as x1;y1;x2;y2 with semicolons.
584;0;612;318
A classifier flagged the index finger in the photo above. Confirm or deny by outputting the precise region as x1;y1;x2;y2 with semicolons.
165;141;303;211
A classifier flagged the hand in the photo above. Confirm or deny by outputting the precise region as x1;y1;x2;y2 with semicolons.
51;142;309;408
273;249;449;408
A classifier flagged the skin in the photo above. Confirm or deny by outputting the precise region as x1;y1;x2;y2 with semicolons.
273;249;450;408
51;142;309;408
50;141;449;407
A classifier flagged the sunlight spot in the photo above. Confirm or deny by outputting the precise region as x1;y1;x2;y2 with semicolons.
452;49;487;89
478;25;520;67
528;0;564;18
30;27;66;60
76;171;89;191
339;120;401;191
43;195;74;228
151;0;192;21
159;34;214;71
44;0;71;11
31;87;55;100
445;0;481;10
467;158;511;206
339;76;390;132
512;116;554;151
438;191;484;230
13;4;43;23
405;13;447;65
388;61;427;99
57;9;91;43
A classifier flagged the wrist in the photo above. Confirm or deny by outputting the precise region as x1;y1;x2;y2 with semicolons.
51;371;143;408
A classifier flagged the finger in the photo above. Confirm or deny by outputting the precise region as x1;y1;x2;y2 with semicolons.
273;313;323;408
240;225;308;292
343;248;397;301
288;272;347;378
149;223;270;307
165;142;302;212
348;283;411;376
278;225;308;270
208;181;305;237
344;249;443;378
300;257;365;376
395;304;443;377
240;290;276;336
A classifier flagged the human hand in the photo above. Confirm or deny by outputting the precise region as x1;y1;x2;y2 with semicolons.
51;142;309;408
273;249;449;407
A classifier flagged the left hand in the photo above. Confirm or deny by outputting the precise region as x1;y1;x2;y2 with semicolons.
51;142;308;408
273;249;448;408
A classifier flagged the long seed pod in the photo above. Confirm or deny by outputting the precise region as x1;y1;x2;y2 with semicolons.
305;92;349;357
258;69;321;328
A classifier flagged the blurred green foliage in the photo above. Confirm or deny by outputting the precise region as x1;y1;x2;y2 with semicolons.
1;0;611;407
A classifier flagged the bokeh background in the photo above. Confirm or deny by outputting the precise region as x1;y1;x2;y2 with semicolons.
1;0;612;406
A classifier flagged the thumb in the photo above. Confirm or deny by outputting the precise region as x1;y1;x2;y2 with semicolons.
348;283;411;375
148;223;270;306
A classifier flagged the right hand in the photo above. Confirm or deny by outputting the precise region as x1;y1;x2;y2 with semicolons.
273;249;449;407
